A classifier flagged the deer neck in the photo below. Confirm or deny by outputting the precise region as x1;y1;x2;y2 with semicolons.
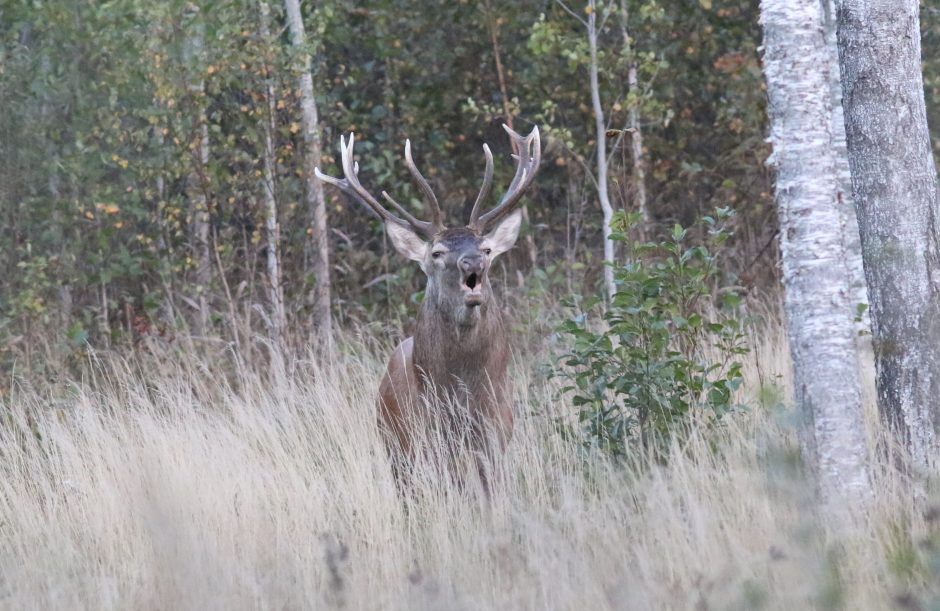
411;296;507;389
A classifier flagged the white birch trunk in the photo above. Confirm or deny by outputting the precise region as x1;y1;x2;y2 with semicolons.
587;0;615;303
260;2;286;344
283;0;332;340
760;0;873;516
618;0;649;240
627;63;648;237
836;0;940;469
183;11;211;333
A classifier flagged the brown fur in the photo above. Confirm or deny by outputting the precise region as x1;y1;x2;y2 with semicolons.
377;229;514;493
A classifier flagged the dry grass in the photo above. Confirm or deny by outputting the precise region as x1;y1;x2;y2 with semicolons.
0;322;935;610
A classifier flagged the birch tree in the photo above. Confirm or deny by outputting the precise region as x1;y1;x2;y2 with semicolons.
836;0;940;468
618;0;648;240
760;0;873;514
557;0;615;303
260;2;286;344
283;0;332;339
588;0;615;303
183;6;211;333
822;0;867;326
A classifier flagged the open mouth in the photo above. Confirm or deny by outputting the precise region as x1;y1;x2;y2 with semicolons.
462;272;484;306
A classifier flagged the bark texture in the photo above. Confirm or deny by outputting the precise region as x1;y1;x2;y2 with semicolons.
284;0;332;339
586;0;615;303
183;12;211;333
823;0;868;325
836;0;940;467
619;0;649;240
761;0;873;514
260;2;286;343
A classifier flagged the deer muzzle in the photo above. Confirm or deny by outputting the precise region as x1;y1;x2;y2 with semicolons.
459;255;485;306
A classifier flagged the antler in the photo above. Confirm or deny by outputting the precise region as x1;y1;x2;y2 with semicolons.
468;124;541;232
316;127;540;238
314;133;442;239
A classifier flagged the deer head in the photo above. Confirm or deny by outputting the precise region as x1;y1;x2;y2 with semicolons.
315;125;541;325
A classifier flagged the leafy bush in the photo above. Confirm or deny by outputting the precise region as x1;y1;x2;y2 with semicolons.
551;208;749;457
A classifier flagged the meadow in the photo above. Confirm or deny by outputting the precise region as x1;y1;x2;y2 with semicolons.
0;315;934;611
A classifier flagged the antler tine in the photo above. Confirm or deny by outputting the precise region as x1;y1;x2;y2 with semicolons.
468;143;494;229
404;140;445;232
381;191;432;229
472;125;541;231
314;133;435;238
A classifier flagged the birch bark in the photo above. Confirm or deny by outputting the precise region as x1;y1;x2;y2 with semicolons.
586;0;615;303
260;2;286;344
836;0;940;468
618;0;649;240
283;0;332;340
760;0;873;515
183;9;211;333
822;0;868;325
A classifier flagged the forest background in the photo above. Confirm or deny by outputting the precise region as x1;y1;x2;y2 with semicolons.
5;0;938;366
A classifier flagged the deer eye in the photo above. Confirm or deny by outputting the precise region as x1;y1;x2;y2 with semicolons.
483;248;492;256
431;251;444;259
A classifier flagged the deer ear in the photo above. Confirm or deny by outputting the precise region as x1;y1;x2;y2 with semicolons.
483;209;523;258
386;223;428;266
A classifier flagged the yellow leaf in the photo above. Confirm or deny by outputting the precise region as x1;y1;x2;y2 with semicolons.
584;5;593;15
290;122;301;134
699;0;712;8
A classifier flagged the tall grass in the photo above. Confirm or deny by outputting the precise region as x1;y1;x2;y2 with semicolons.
0;322;934;610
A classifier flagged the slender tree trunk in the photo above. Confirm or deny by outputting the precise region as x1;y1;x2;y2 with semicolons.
260;2;286;345
619;0;649;240
183;9;211;334
283;0;332;341
836;0;940;468
39;53;73;328
760;0;873;517
587;0;615;303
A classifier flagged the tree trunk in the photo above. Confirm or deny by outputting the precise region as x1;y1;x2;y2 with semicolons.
587;0;615;303
760;0;873;516
260;2;286;345
183;9;211;334
821;0;869;336
283;0;332;341
836;0;940;468
619;0;649;241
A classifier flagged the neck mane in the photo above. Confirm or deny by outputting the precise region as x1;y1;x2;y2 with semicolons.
411;295;508;391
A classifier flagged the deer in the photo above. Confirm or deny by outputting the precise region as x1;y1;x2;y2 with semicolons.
315;125;540;494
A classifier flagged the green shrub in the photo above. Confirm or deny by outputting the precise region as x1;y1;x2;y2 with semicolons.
551;208;749;457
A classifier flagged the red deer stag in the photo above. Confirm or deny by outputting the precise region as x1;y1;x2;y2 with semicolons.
315;125;540;493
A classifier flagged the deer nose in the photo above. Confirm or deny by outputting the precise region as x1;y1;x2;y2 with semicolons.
459;254;485;273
